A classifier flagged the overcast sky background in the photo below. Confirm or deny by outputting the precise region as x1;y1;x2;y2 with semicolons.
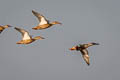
0;0;120;80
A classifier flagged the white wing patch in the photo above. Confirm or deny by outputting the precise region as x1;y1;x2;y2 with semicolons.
39;17;48;25
22;32;31;40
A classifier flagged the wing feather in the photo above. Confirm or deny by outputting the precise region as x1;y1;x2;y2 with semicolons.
32;10;48;25
80;49;90;65
14;27;31;40
83;42;99;48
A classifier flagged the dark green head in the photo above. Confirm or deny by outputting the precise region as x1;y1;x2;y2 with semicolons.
78;44;82;47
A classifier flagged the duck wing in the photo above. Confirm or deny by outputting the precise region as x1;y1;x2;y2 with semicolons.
83;42;99;48
80;49;90;66
14;27;31;40
32;10;49;25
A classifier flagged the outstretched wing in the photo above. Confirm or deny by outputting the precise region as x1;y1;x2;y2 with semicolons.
14;27;31;40
83;42;99;48
80;49;90;66
32;10;48;25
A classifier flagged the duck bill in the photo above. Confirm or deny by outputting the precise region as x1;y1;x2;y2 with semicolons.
69;46;76;50
59;23;62;25
56;22;62;25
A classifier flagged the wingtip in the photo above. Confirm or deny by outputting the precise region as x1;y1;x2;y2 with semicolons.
87;63;90;66
14;27;22;32
14;27;17;29
32;10;35;12
14;27;19;30
32;10;37;14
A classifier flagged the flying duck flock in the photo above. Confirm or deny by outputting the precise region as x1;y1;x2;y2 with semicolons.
1;10;99;66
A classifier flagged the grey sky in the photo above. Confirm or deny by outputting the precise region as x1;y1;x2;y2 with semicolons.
0;0;120;80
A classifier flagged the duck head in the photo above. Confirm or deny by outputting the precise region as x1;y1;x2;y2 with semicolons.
69;46;78;51
51;21;62;25
69;44;83;51
33;36;45;40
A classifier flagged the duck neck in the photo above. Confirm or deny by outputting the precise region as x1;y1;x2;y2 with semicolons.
3;25;9;28
76;46;81;51
33;36;41;41
50;22;56;25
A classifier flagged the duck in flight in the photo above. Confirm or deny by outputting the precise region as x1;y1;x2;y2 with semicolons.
0;25;12;33
69;42;99;66
14;27;44;44
32;10;62;30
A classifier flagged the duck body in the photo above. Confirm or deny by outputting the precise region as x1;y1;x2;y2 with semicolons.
16;39;34;44
32;24;52;30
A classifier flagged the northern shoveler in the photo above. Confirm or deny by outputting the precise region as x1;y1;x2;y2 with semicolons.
69;42;99;66
0;25;12;33
32;10;62;30
14;27;44;44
